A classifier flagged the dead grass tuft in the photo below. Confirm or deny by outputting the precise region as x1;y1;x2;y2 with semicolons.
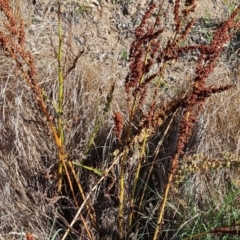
0;1;239;240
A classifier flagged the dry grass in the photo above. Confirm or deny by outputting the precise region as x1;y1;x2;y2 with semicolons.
0;0;239;240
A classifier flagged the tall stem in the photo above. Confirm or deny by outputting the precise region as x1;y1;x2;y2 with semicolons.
57;0;64;193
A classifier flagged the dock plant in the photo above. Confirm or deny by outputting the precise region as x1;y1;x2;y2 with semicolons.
0;0;239;239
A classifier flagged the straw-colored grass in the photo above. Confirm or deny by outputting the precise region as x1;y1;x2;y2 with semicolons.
0;0;239;239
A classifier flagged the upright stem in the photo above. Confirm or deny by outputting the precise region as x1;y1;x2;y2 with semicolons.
118;149;129;240
57;0;64;193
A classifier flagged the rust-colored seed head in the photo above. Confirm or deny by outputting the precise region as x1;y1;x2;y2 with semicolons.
26;232;34;240
113;112;124;145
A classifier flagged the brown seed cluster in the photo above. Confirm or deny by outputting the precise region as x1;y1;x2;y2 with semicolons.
124;0;239;177
170;4;240;175
125;2;163;115
26;232;34;240
0;0;55;127
113;112;124;145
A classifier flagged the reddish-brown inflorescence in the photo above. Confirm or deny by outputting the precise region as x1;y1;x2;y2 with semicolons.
113;112;124;145
0;0;37;89
176;17;196;43
174;0;181;33
125;2;163;111
170;4;240;175
0;0;55;128
26;232;34;240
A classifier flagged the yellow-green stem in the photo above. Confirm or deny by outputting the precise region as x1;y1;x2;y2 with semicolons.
118;150;129;240
182;230;211;240
128;132;148;228
153;109;190;239
152;163;175;240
